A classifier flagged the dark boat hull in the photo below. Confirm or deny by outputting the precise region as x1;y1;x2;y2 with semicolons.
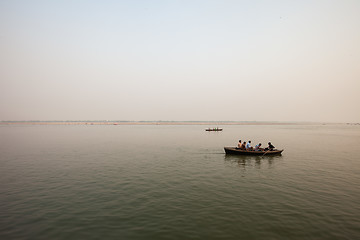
224;147;283;155
206;129;223;131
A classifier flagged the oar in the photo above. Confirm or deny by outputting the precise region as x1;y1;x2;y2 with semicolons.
262;150;270;157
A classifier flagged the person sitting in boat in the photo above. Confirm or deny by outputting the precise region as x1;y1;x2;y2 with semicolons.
265;142;275;151
237;140;242;148
240;141;247;150
246;140;253;150
254;143;262;151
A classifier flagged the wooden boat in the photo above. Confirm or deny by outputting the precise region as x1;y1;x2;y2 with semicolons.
205;128;223;131
224;147;283;155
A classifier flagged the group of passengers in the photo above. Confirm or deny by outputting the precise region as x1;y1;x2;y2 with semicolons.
236;140;275;151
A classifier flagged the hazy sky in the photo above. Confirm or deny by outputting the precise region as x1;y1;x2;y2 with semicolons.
1;0;359;122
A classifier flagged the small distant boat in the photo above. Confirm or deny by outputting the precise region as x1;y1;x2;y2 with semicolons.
206;128;223;131
224;147;283;155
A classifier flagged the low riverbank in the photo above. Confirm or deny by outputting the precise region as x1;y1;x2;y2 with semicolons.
0;121;340;125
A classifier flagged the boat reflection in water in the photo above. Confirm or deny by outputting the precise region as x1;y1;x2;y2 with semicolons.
224;153;282;170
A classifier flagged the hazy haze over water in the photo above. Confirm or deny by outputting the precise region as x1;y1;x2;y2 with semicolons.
0;0;359;122
2;3;360;240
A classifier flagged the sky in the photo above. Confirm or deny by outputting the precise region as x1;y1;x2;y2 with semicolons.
0;0;359;122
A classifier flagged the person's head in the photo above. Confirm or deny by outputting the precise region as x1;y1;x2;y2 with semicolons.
259;143;262;146
249;141;251;143
268;142;271;145
239;140;241;143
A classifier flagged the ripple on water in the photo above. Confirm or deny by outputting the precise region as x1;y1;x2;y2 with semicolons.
1;125;360;239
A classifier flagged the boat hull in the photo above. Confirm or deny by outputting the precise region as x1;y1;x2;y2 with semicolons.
224;147;283;155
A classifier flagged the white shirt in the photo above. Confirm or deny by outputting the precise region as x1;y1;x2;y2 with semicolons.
246;142;251;149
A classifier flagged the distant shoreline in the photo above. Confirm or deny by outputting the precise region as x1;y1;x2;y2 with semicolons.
0;121;351;125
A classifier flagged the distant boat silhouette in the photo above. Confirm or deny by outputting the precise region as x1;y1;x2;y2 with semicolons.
205;127;223;131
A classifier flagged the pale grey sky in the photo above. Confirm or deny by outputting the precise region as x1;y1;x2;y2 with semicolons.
1;0;359;122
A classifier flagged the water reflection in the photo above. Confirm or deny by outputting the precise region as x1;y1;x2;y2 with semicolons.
224;154;281;169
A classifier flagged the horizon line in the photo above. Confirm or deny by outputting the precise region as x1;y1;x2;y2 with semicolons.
0;120;358;125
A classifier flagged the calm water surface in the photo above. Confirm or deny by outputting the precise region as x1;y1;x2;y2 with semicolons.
1;124;359;239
